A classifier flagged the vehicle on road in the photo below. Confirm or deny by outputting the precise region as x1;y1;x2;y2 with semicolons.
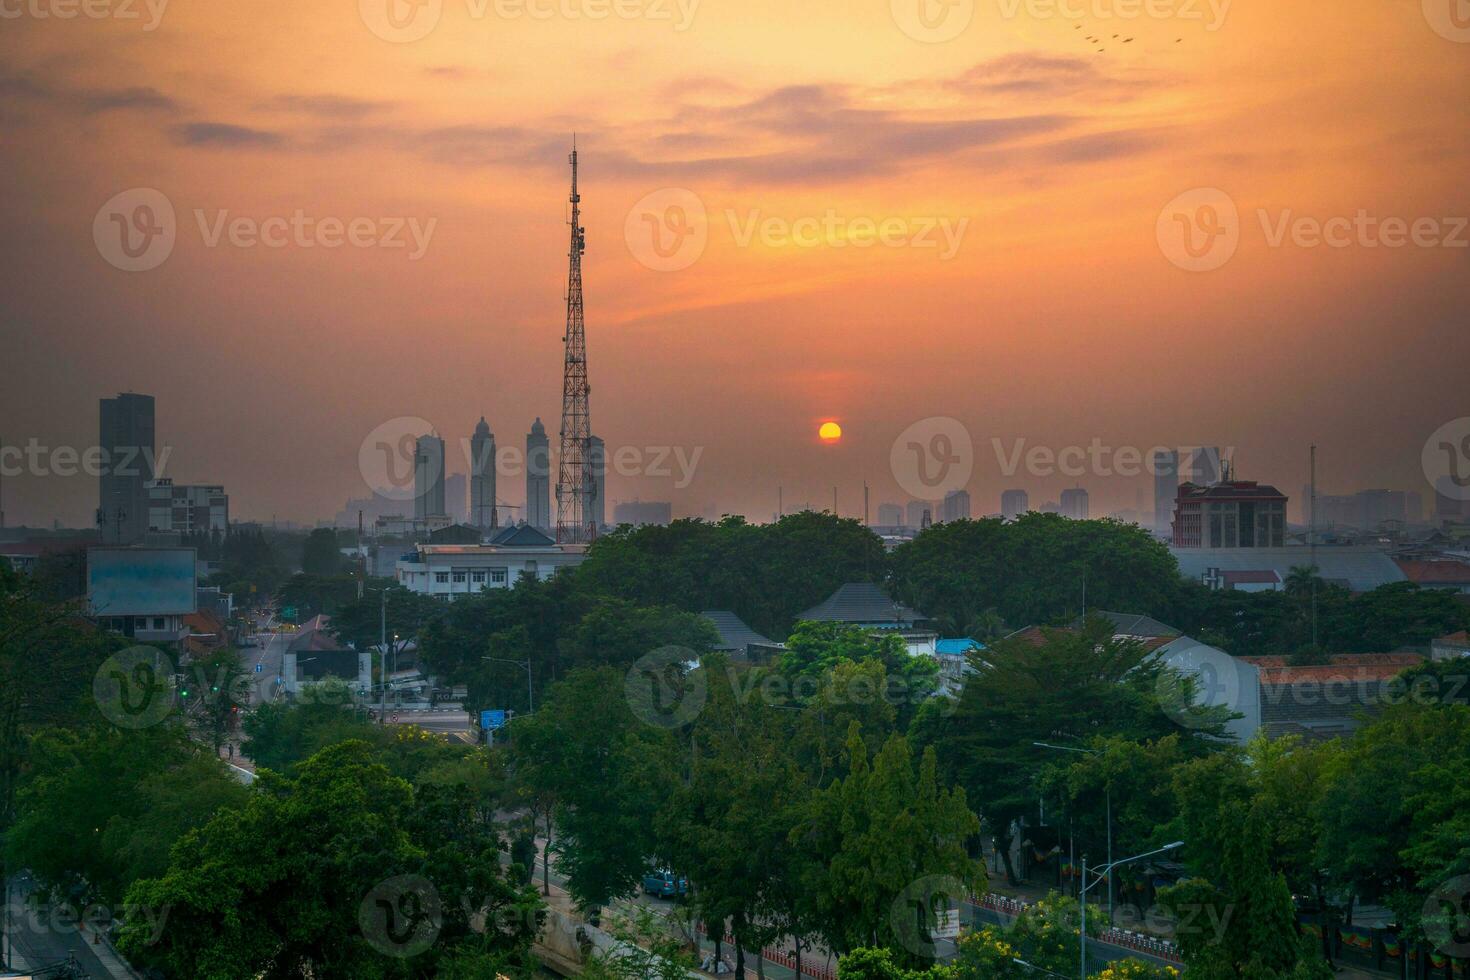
641;869;689;898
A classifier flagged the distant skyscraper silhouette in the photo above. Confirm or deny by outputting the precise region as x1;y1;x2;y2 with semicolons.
1190;446;1222;486
941;489;971;522
413;434;446;520
526;418;551;530
1154;449;1179;534
1060;486;1089;520
585;435;606;532
1001;489;1029;521
99;392;156;544
470;417;497;529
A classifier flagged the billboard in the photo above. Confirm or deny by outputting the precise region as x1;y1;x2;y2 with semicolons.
87;547;198;616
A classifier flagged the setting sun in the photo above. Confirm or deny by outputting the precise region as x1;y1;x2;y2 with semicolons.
818;421;842;443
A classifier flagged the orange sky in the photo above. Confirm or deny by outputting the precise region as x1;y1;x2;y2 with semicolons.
1;0;1467;526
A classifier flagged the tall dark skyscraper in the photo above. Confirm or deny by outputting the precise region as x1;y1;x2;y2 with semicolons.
585;435;605;532
526;418;551;531
470;417;497;529
1154;449;1179;534
98;392;156;544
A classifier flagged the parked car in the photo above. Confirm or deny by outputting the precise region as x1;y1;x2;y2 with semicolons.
641;869;689;899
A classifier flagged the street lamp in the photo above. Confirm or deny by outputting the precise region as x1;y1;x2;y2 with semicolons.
1078;842;1183;979
1034;741;1113;912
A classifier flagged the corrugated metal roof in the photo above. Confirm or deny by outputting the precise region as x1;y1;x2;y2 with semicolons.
1171;546;1406;592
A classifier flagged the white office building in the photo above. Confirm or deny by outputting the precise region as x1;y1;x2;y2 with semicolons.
146;479;228;533
395;524;585;599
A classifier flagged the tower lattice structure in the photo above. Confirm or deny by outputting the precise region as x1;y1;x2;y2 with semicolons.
555;143;593;544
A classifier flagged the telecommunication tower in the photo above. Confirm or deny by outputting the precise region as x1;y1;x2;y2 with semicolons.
555;142;593;544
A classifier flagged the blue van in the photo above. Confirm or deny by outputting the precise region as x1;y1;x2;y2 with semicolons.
641;869;690;898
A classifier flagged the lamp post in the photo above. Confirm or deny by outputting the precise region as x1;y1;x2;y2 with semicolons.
1034;742;1112;911
1078;842;1183;979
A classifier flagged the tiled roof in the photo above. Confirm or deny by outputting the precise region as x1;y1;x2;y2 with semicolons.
1395;559;1470;584
1080;611;1181;638
487;523;556;547
1222;569;1282;585
1239;652;1422;685
797;583;922;625
701;610;776;652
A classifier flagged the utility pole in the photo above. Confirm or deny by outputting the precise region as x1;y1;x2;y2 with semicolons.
555;139;593;544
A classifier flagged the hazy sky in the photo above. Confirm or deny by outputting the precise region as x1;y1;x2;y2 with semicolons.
2;0;1467;527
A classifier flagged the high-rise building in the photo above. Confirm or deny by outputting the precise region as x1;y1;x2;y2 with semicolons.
146;479;227;533
1189;446;1222;486
470;417;496;529
1060;487;1090;520
905;500;932;529
445;473;468;525
1153;449;1179;534
1001;489;1029;521
941;489;971;522
525;418;551;531
1172;478;1287;547
99;392;156;544
585;435;606;532
876;502;903;526
413;434;446;520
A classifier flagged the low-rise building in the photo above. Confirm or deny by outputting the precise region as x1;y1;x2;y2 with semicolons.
701;610;783;663
796;582;938;656
396;524;586;599
1238;653;1423;741
1431;630;1470;662
146;479;228;533
1394;558;1470;594
1171;478;1287;548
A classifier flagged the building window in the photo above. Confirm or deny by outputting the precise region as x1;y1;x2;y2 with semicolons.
452;571;466;584
490;568;507;584
152;617;166;630
471;571;486;584
435;572;449;584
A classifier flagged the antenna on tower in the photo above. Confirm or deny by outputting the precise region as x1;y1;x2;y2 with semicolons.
555;139;593;544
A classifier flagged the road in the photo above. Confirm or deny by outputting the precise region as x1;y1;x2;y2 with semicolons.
2;875;128;979
245;629;291;705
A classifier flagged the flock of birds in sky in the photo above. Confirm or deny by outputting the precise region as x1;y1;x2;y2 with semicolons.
1073;22;1185;52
